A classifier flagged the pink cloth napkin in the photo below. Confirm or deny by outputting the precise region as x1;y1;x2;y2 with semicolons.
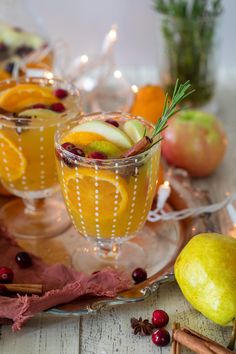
0;225;131;331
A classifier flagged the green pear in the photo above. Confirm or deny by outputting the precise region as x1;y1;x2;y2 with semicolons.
174;233;236;325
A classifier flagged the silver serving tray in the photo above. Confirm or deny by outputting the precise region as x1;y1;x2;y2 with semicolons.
39;170;219;317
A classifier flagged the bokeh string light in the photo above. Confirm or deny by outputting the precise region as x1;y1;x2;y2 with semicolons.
149;182;236;227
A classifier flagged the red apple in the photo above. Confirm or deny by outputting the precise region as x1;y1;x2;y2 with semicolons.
161;110;227;177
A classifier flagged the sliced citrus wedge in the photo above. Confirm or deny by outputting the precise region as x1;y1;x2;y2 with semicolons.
65;168;128;220
62;131;104;146
0;84;58;112
0;133;27;181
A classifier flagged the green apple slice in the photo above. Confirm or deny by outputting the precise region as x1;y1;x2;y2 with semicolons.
86;140;123;158
72;120;132;149
123;119;146;143
19;109;59;119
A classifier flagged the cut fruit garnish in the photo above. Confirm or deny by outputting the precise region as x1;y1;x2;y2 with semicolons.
123;119;146;143
65;168;128;220
0;133;27;181
0;84;58;112
19;108;59;119
61;131;104;146
86;140;122;158
71;120;133;149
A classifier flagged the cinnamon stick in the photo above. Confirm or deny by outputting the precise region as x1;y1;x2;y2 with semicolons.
173;327;233;354
1;283;43;295
172;322;181;354
122;136;152;158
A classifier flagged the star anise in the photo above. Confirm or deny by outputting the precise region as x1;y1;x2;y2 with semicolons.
130;317;155;336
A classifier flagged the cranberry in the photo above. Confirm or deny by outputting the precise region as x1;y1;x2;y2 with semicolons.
87;151;107;159
32;103;48;109
15;252;32;269
0;267;14;284
54;88;68;99
70;147;85;157
132;268;147;284
61;142;76;151
152;309;169;328
57;143;76;167
50;102;66;113
5;62;15;74
15;45;33;57
63;156;76;168
152;328;170;347
105;119;119;127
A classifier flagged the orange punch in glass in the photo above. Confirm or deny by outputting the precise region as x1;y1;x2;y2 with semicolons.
55;112;160;272
0;77;80;239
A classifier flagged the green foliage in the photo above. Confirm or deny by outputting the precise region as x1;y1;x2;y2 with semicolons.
153;0;222;106
153;0;222;19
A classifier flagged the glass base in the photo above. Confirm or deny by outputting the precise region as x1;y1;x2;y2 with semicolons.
0;198;71;239
72;219;180;274
72;239;146;274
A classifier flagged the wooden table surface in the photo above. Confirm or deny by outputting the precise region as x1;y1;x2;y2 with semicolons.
0;74;235;354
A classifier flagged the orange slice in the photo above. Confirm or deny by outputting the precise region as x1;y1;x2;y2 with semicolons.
62;131;104;146
0;84;57;112
65;168;128;220
0;133;27;181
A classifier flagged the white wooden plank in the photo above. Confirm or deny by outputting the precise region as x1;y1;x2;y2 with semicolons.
0;315;80;354
80;282;231;354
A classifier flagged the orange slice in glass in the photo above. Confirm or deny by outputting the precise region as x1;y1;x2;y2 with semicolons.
65;168;128;220
0;133;27;181
0;84;57;112
62;131;104;146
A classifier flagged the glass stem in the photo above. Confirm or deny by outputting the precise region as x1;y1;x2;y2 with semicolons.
23;198;46;215
96;239;121;260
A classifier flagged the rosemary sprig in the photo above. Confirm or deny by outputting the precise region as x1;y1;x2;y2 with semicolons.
151;79;194;139
122;79;194;158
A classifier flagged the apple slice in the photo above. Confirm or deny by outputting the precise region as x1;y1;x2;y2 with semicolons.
72;120;132;149
19;108;59;119
86;140;123;158
123;119;146;143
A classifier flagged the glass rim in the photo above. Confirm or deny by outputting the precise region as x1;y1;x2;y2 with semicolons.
55;111;161;167
0;76;81;123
